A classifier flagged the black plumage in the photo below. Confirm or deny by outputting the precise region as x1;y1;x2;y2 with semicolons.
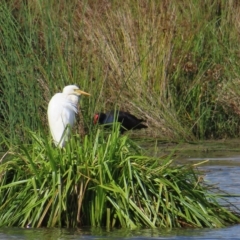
93;110;147;133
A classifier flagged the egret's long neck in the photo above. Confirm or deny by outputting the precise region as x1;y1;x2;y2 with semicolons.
67;94;80;105
64;94;80;114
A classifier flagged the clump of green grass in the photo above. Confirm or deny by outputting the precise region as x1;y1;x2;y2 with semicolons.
0;128;239;228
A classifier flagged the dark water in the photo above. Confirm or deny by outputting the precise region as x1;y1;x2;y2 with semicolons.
1;140;240;239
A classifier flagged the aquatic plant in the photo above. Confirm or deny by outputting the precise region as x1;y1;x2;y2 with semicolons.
0;128;239;228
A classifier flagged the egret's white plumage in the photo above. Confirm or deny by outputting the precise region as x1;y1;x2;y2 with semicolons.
47;85;90;148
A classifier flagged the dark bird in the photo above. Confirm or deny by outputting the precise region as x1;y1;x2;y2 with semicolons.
93;110;148;133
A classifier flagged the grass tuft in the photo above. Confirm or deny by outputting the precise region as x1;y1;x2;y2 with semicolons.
0;128;239;228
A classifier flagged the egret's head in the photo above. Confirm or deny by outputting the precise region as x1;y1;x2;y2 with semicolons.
63;85;90;97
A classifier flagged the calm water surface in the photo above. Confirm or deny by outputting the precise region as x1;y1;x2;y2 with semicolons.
1;140;240;240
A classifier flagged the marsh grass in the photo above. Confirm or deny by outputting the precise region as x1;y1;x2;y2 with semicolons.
1;1;240;146
0;128;239;228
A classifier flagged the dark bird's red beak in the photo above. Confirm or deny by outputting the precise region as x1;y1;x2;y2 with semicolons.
93;114;99;124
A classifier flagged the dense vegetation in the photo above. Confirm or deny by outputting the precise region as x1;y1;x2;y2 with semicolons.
1;129;240;228
0;0;240;229
1;0;240;145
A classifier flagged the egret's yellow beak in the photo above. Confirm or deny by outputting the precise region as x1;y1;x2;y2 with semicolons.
74;89;90;96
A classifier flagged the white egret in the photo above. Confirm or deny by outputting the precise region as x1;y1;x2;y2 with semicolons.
47;85;90;148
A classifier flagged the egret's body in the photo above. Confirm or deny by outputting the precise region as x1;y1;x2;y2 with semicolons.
47;85;90;148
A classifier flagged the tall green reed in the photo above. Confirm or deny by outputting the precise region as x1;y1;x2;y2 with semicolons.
1;0;240;148
0;0;93;146
0;128;239;228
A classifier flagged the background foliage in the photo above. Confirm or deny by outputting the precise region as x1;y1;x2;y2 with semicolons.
1;0;240;145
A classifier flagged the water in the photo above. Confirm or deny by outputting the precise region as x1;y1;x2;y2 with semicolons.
1;226;240;239
1;140;240;239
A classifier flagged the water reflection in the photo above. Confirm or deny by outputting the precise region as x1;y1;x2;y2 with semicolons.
1;225;240;239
